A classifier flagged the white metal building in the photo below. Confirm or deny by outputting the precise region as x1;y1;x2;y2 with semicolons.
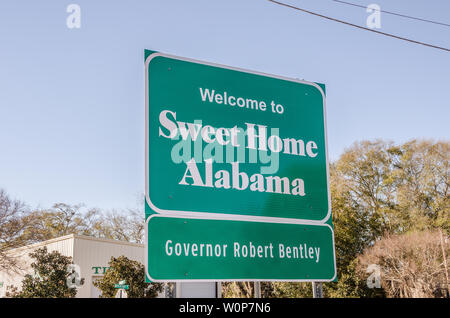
0;234;219;298
0;234;145;298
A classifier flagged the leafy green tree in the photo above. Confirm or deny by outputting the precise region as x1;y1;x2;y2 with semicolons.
333;140;398;239
93;255;163;298
6;247;83;298
325;259;383;298
390;140;449;233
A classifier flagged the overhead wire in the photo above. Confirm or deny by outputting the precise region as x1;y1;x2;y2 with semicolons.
267;0;450;52
331;0;450;27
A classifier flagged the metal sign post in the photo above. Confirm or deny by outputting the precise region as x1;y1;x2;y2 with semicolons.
254;282;261;298
312;282;323;298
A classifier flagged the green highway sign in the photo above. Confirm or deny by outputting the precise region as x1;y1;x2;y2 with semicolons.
145;51;330;223
144;50;335;281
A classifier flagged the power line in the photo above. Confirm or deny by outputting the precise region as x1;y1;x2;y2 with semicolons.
332;0;450;27
267;0;450;52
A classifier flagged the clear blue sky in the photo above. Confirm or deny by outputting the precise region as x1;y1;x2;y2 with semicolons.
0;0;448;211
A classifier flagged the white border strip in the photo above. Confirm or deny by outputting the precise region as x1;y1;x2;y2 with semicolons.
145;213;337;283
145;52;332;225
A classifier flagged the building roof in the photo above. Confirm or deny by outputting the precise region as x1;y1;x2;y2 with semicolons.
7;234;144;254
73;234;145;248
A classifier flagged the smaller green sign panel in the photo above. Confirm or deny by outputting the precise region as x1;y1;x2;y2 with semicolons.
146;215;336;281
114;284;129;290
